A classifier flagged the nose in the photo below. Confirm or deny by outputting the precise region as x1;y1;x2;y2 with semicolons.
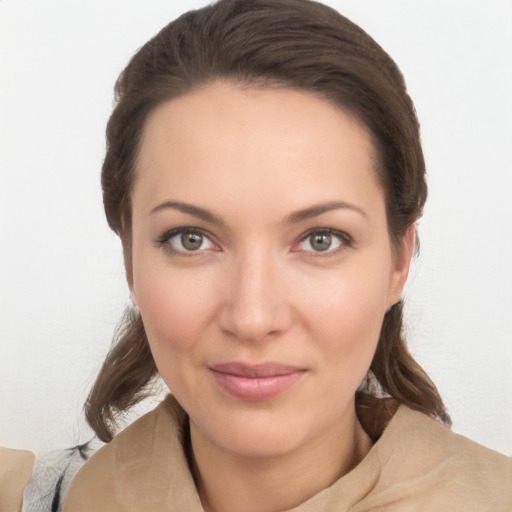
217;250;293;343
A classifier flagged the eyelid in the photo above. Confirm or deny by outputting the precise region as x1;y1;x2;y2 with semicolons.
155;226;221;254
155;226;352;256
292;228;353;255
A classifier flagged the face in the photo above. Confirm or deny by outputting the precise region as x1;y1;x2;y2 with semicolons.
130;81;413;459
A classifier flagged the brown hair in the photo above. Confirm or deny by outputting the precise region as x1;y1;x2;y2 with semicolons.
86;0;450;443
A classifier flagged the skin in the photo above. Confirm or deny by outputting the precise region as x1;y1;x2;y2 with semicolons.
129;81;415;512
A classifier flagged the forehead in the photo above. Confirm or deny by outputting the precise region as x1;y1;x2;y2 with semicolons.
133;81;381;217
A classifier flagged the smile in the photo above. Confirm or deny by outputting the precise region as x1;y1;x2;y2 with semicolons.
209;363;307;401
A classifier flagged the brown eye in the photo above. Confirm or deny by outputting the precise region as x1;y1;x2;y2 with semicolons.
181;232;203;251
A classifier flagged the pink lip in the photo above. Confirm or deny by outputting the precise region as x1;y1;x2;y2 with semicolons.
209;363;307;401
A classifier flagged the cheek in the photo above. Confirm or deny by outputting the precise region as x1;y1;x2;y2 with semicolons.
296;263;390;374
134;261;218;353
313;289;383;354
133;262;223;396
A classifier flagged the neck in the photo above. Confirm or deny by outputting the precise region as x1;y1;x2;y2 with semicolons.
190;410;372;512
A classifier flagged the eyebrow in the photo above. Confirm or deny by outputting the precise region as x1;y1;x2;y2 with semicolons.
284;201;368;224
150;201;225;226
150;199;367;225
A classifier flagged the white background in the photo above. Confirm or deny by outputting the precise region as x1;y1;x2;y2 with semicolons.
1;0;511;456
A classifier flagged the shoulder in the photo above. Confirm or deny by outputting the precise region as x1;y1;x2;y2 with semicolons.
62;399;175;507
365;406;512;511
0;447;35;512
388;406;512;475
61;396;201;512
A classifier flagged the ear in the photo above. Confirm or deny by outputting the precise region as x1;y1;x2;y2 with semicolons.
123;251;138;309
120;231;137;306
387;223;416;308
130;289;139;308
126;263;136;306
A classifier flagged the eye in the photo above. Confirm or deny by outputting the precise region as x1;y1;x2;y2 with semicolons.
294;229;351;254
156;228;218;254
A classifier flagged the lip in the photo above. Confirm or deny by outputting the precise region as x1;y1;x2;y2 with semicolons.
209;362;307;401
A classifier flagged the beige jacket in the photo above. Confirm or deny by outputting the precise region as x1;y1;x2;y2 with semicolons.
0;447;34;512
58;396;512;511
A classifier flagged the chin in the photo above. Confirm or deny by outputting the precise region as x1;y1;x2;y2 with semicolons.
189;397;331;460
215;419;310;459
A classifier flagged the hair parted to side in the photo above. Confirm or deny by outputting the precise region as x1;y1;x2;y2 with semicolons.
86;0;450;443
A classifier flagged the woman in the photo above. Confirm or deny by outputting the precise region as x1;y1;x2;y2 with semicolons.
9;0;511;511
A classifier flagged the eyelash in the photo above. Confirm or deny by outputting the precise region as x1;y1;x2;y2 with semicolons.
155;227;219;256
155;227;353;257
293;228;353;257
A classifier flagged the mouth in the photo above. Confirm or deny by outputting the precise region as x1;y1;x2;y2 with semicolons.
209;362;307;401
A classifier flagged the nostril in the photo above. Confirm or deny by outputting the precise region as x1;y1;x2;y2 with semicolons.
216;257;294;342
218;301;294;343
